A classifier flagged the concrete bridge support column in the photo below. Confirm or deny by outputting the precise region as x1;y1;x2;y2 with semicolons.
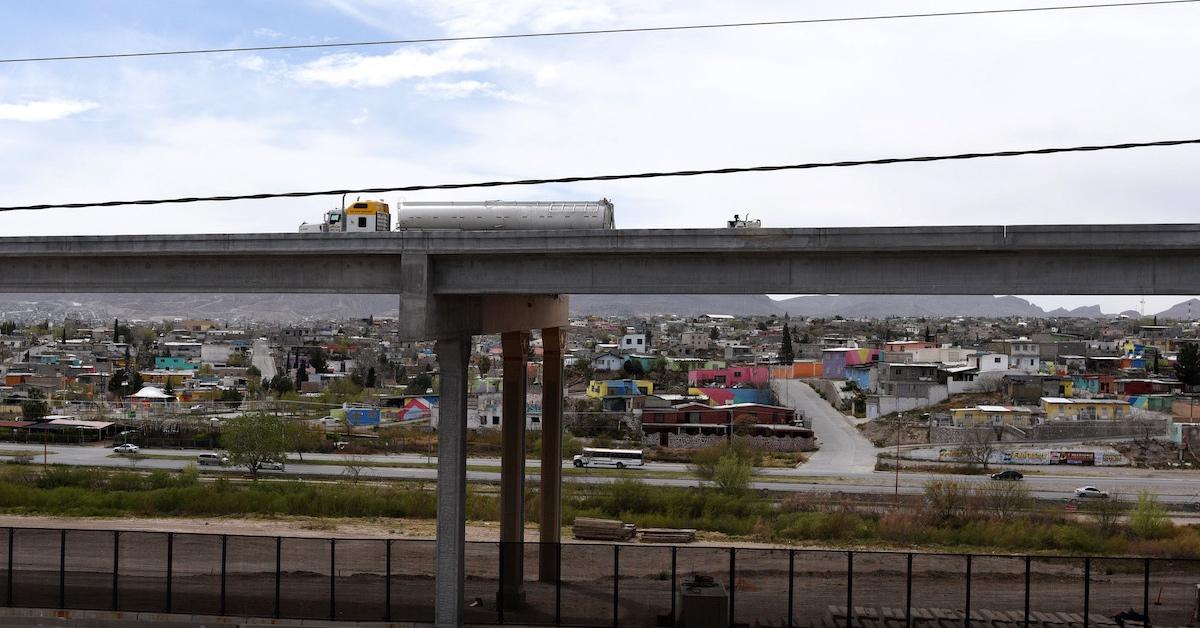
435;334;471;628
539;327;563;583
498;330;529;609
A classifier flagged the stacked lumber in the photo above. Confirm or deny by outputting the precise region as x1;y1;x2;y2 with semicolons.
639;528;697;544
572;517;636;541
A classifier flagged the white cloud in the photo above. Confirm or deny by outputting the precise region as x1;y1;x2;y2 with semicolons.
290;45;490;87
415;80;495;99
0;99;98;122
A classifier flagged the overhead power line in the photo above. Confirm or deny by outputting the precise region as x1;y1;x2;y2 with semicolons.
1;0;1198;64
1;138;1197;213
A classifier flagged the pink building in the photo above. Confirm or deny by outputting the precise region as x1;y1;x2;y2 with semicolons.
687;366;769;387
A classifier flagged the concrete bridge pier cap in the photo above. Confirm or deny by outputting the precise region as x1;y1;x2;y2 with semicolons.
401;280;567;627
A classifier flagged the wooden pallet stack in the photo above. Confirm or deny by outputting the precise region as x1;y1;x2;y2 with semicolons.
639;528;697;544
572;517;636;541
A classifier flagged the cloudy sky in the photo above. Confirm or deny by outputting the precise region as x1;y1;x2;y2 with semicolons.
2;0;1198;313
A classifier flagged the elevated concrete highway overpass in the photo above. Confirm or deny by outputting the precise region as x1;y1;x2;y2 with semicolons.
4;223;1200;627
4;223;1200;296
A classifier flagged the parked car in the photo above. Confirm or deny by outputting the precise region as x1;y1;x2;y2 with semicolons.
197;452;230;466
113;443;140;454
990;470;1023;481
1074;486;1109;498
257;459;284;471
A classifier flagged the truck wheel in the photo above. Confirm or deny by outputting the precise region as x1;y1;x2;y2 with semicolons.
616;462;625;469
573;460;584;468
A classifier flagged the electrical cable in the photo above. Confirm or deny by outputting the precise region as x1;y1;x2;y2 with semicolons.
1;138;1197;212
1;0;1197;64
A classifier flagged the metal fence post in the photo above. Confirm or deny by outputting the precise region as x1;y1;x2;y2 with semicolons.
964;554;972;628
555;542;562;627
498;542;506;625
58;528;65;609
905;553;913;628
384;539;391;622
112;530;119;611
329;538;336;621
274;536;281;619
165;532;173;614
6;528;12;608
671;546;678;627
1143;558;1151;624
1024;556;1031;628
1083;558;1090;628
612;544;620;628
219;535;227;615
787;549;795;628
724;545;734;628
847;551;854;628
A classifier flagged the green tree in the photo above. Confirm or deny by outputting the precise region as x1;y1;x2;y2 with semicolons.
107;370;127;397
1176;342;1200;389
21;389;48;420
623;359;645;377
476;354;491;377
366;366;377;388
712;452;752;494
307;347;329;374
285;421;324;461
1129;491;1171;539
220;414;289;480
269;374;294;396
0;320;16;335
708;326;720;341
780;322;795;364
409;372;433;393
163;376;175;395
128;369;144;391
294;366;308;392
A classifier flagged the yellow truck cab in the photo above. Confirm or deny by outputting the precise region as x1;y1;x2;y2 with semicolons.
299;199;392;233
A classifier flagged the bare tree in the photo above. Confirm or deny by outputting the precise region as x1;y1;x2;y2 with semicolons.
958;427;1002;471
974;480;1031;519
341;454;368;483
1129;417;1164;468
1085;493;1127;535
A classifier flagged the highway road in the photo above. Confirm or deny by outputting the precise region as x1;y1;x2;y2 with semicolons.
23;443;1200;507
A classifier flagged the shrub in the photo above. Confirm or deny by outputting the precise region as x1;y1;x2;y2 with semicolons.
712;452;752;494
1129;491;1172;540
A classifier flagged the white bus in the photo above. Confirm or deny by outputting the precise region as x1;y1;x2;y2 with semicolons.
572;448;644;469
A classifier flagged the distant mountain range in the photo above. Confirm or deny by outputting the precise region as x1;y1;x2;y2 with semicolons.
0;293;1196;322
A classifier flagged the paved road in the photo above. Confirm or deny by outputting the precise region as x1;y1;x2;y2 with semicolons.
250;338;276;381
27;443;1200;506
772;378;879;474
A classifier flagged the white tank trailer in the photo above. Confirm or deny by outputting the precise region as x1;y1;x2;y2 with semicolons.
395;199;614;230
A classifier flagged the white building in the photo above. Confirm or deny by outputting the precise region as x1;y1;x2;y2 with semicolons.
618;334;647;353
590;352;624;372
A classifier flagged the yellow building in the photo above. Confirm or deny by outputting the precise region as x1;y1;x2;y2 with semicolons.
951;405;1037;428
586;379;654;399
1039;397;1131;421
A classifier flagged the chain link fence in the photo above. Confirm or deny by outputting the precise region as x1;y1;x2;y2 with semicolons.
0;527;1197;626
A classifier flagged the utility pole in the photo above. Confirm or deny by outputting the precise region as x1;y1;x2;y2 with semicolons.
894;412;904;506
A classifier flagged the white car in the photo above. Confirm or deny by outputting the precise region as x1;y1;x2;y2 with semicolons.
113;443;140;454
257;459;285;471
1074;486;1109;498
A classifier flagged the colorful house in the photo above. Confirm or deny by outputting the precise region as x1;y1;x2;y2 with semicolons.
821;348;879;379
950;405;1037;428
586;379;654;399
687;366;769;387
1039;397;1131;421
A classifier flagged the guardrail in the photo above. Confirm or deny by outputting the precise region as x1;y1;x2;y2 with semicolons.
1;527;1197;626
